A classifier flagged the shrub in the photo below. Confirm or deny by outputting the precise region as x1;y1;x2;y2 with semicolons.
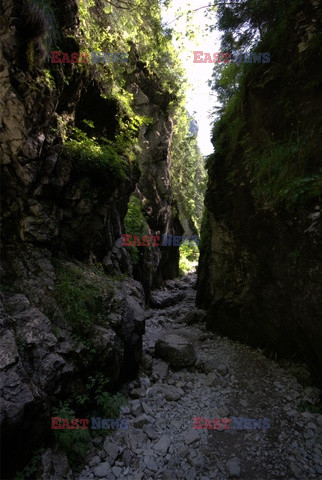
54;264;105;334
14;448;45;480
179;241;199;275
76;373;127;418
51;403;91;463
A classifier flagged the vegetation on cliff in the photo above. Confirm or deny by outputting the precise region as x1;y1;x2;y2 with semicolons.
208;0;321;211
24;0;206;235
197;0;322;387
171;106;207;233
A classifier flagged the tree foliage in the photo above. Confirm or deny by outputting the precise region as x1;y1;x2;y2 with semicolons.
207;0;322;209
171;106;207;233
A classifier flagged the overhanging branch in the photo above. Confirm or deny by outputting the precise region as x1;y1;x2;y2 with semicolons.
164;2;241;26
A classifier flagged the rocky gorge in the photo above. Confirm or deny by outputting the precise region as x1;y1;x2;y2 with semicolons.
6;274;322;480
0;0;184;475
0;0;321;478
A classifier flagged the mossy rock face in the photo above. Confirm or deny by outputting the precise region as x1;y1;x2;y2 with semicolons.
198;0;322;387
0;255;145;476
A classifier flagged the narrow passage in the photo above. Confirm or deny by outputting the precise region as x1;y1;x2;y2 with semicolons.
78;273;322;480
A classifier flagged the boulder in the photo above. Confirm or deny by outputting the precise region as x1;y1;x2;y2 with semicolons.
155;334;197;369
150;291;185;309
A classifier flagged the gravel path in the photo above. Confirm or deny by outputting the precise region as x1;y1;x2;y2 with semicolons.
78;273;322;480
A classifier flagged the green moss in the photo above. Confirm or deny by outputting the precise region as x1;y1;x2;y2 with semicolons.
209;0;321;212
54;264;111;335
246;137;319;208
64;127;129;184
42;68;55;88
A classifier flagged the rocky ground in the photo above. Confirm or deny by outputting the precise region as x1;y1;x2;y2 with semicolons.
74;272;322;480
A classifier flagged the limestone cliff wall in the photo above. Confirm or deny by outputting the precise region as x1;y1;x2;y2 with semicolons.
197;1;322;385
0;0;181;475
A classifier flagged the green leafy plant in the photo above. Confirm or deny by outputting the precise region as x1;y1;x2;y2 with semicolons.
75;373;127;434
246;138;318;208
95;391;126;419
14;448;45;480
298;401;322;414
179;241;199;275
54;265;106;334
171;107;207;232
51;403;91;463
42;68;55;88
288;250;300;263
0;283;16;293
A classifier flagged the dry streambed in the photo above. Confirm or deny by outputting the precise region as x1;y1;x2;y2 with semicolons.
75;273;322;480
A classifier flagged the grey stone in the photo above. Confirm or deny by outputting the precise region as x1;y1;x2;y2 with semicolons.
164;385;184;401
132;414;153;428
103;440;120;465
188;452;205;468
142;401;154;416
199;358;218;374
206;372;219;387
155;334;197;369
140;376;150;388
93;462;113;478
303;387;320;405
130;387;146;398
217;363;229;376
131;399;143;416
112;466;122;477
144;424;160;440
89;456;101;467
144;456;158;472
120;449;133;467
186;467;197;480
131;473;143;480
290;461;303;478
160;471;178;480
154;435;170;456
152;360;169;380
226;457;241;478
183;430;200;446
4;294;30;314
120;406;131;415
178;445;188;457
150;291;185;309
41;449;72;479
